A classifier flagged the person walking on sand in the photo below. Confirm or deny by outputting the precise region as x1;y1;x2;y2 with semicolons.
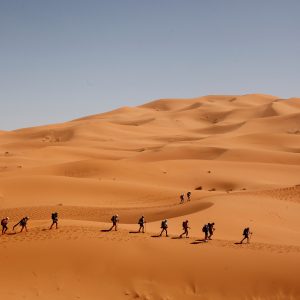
208;222;215;240
202;223;209;241
110;214;119;231
50;212;58;230
138;216;146;233
187;191;191;201
179;220;190;238
180;193;184;204
240;227;252;244
13;216;29;233
1;217;9;235
159;219;169;237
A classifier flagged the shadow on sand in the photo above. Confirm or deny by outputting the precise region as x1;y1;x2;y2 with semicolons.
191;239;208;245
101;229;112;232
171;236;183;240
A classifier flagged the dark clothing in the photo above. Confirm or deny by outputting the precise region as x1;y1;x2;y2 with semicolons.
202;224;209;240
208;223;215;239
50;213;58;229
110;215;119;231
51;213;58;222
180;221;189;238
160;220;168;236
243;228;250;238
240;228;251;243
138;217;145;233
20;218;27;227
13;217;29;232
1;219;8;234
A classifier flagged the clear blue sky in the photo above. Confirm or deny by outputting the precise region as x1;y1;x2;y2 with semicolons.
1;0;299;130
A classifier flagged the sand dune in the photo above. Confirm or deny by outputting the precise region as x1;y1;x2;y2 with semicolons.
0;94;300;299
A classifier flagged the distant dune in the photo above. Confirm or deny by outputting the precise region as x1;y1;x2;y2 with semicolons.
0;94;300;299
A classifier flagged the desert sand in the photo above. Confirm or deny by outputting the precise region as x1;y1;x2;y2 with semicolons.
0;94;300;299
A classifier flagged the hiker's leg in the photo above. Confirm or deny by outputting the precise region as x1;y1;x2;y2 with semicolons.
166;229;168;237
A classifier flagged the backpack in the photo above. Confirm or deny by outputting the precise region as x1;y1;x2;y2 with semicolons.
182;221;188;229
20;218;27;226
243;228;249;236
1;219;6;226
202;225;207;232
161;220;167;228
52;213;57;220
138;218;143;225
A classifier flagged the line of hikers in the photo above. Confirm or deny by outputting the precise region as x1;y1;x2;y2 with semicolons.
180;191;191;204
1;213;253;244
106;214;252;243
1;212;59;234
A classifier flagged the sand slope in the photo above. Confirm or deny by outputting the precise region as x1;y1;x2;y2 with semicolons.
0;94;300;299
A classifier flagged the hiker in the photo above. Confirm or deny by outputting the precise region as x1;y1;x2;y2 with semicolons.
179;220;190;238
159;219;169;237
202;223;209;241
240;227;252;244
110;214;119;231
180;193;184;204
208;222;215;240
1;217;9;235
187;191;191;201
50;212;58;230
138;216;145;233
13;216;29;232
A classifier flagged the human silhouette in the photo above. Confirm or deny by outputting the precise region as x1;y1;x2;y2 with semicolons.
159;219;169;237
138;216;145;233
110;214;119;231
240;227;252;244
50;212;58;229
187;192;191;201
13;217;29;232
208;222;215;240
1;217;9;235
202;223;209;241
180;193;184;204
179;220;190;238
